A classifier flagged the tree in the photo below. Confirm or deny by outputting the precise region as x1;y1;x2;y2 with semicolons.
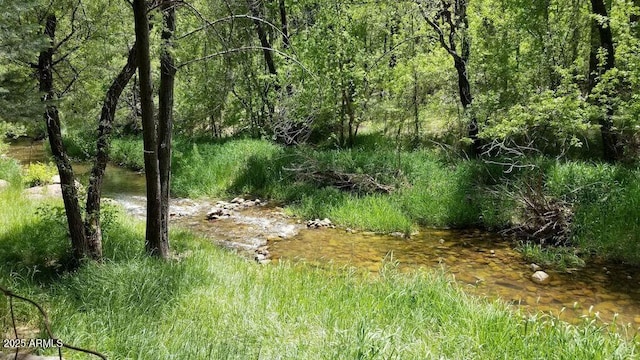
133;0;168;258
589;0;622;162
37;12;89;263
84;45;138;259
415;0;480;156
158;0;177;250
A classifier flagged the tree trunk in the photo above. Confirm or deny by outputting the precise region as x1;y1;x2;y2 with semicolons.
247;0;278;80
278;0;293;95
454;57;480;157
133;0;167;258
589;0;621;162
158;0;176;249
38;14;88;264
84;45;138;260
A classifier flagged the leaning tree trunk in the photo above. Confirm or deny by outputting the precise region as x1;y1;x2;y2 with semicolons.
38;14;88;263
158;0;176;249
133;0;167;258
84;45;138;260
590;0;621;162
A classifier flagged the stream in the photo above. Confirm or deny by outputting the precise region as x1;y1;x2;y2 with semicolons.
5;138;640;329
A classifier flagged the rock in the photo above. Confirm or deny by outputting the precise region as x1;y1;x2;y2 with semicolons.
529;263;542;272
244;200;256;207
255;199;261;204
255;253;268;262
0;179;9;191
206;208;232;220
231;197;245;204
24;184;62;200
531;271;550;285
390;232;405;238
50;175;61;184
438;238;445;244
306;218;335;229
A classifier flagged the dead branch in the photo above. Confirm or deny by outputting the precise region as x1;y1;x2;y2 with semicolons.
284;157;394;194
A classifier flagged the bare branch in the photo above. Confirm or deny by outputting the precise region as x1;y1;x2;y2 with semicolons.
177;46;316;79
1;285;108;359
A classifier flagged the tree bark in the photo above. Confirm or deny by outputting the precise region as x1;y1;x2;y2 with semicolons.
278;0;293;95
589;0;621;162
38;14;88;263
247;0;279;81
158;0;176;249
133;0;167;258
84;45;138;260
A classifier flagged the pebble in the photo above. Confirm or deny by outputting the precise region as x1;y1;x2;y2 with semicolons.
529;263;542;272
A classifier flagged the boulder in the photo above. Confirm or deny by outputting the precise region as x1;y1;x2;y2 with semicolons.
50;175;61;184
531;271;550;285
24;181;82;200
230;197;245;204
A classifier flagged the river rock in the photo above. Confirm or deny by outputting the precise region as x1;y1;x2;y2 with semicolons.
306;218;334;229
531;271;550;285
0;179;9;191
24;184;62;200
206;208;232;220
231;197;245;204
529;263;542;272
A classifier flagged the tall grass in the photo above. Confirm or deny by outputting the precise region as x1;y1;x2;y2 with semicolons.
58;135;640;262
0;191;636;359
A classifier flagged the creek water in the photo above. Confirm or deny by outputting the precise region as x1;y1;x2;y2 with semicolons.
6;139;640;329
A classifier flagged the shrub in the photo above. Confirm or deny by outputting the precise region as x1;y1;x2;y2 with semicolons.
23;162;57;187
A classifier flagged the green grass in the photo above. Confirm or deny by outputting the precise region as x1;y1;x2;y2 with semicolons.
0;191;637;359
59;135;640;263
517;242;586;271
0;156;21;186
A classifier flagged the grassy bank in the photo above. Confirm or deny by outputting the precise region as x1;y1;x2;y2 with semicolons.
0;188;637;359
60;135;640;264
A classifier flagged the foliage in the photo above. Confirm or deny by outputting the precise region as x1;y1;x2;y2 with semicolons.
23;162;57;187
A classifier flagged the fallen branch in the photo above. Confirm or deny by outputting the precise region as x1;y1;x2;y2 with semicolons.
285;157;394;194
1;285;107;359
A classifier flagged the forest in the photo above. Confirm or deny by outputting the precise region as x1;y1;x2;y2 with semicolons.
1;0;640;358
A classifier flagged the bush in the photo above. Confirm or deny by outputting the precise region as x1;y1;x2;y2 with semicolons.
23;162;57;187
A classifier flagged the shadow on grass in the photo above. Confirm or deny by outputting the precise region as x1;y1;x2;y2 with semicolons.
0;217;74;282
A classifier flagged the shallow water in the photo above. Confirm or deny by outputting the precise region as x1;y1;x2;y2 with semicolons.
270;227;640;328
6;139;640;329
7;138;146;197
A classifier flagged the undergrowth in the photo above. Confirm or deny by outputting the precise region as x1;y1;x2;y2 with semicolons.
58;135;640;264
0;190;637;359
